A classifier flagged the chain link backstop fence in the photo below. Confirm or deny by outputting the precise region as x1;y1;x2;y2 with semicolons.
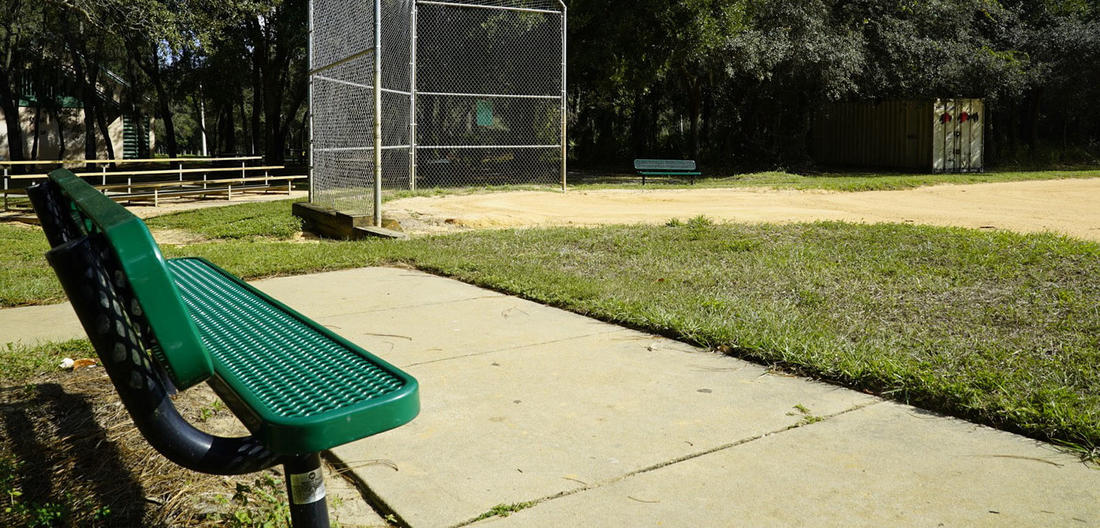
309;0;566;222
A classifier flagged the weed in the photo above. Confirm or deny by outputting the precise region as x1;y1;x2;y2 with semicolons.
787;404;825;426
473;501;537;521
686;215;714;228
205;473;290;528
1;454;73;527
197;399;226;422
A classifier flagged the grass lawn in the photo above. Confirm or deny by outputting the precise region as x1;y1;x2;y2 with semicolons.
2;196;1098;458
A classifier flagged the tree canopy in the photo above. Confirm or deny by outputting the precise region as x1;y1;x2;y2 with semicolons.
570;0;1100;166
2;0;1097;167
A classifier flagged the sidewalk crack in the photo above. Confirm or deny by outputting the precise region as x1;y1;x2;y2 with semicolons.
452;399;884;527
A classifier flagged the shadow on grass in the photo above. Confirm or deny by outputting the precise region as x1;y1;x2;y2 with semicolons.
0;382;145;527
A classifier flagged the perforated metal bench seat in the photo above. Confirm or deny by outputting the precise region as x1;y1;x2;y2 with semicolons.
167;257;418;454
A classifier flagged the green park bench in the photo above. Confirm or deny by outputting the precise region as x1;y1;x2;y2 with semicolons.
633;158;701;185
28;169;419;527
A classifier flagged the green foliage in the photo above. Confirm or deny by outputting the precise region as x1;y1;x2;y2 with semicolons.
1;455;75;527
568;0;1100;166
197;399;227;422
206;473;291;528
2;0;1095;166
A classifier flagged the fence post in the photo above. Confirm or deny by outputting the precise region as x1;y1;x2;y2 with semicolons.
3;167;8;211
560;1;568;193
307;0;315;204
372;0;383;226
409;0;418;192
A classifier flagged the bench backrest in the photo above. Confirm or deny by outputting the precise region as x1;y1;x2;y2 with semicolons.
633;159;697;171
34;169;214;389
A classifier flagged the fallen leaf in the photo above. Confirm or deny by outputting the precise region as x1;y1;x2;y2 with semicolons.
73;358;98;370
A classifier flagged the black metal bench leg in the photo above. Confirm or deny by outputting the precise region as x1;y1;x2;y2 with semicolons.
284;453;330;528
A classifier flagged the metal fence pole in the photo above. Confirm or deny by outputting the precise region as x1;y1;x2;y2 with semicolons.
560;1;567;192
409;0;418;191
373;0;383;226
307;0;315;202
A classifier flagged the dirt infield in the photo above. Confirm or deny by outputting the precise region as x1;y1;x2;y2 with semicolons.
387;178;1100;241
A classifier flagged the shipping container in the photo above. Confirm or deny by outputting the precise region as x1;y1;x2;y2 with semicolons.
812;99;984;173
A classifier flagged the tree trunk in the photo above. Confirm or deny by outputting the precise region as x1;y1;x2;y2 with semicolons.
128;38;178;157
149;68;178;157
50;106;64;160
250;58;263;158
94;101;115;160
275;75;308;163
222;101;235;154
688;79;701;160
1026;88;1042;149
0;69;26;163
238;92;250;154
30;103;40;159
263;83;284;162
196;87;208;156
70;56;98;159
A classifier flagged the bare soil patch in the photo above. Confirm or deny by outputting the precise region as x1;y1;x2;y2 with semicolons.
385;179;1100;241
150;228;209;245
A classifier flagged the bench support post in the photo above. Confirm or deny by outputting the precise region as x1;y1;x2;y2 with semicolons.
284;453;330;528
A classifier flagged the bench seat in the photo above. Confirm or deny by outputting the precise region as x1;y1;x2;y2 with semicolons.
167;257;418;454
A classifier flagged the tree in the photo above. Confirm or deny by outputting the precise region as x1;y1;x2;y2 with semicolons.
0;0;45;162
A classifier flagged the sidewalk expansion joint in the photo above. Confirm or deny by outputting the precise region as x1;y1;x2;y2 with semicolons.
321;451;413;528
401;328;635;368
450;398;884;528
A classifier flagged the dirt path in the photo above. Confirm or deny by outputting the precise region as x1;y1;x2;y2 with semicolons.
387;178;1100;241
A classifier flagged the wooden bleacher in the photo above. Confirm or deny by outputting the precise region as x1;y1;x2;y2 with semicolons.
1;156;305;210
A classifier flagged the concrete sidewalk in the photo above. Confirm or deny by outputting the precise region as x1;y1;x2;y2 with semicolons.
4;267;1098;527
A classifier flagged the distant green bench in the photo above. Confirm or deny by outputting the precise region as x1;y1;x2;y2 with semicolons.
633;159;701;185
29;169;419;527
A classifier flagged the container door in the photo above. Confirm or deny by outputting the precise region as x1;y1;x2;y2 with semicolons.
958;99;972;172
969;99;984;172
933;99;945;172
934;99;959;173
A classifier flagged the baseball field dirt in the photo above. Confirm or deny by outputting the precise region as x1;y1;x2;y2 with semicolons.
385;178;1100;241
